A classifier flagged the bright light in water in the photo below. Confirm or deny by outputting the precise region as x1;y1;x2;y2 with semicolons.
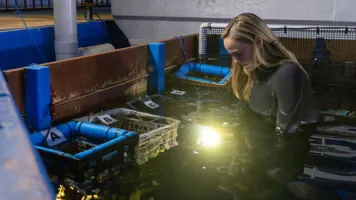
197;125;221;147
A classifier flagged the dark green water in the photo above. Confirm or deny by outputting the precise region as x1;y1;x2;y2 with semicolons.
55;77;352;200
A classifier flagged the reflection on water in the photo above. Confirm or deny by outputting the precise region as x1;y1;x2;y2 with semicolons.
55;78;350;200
219;131;311;200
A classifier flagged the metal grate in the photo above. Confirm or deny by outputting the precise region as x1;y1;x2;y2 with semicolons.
199;24;356;110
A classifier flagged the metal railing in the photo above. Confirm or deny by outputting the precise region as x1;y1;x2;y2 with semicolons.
0;0;110;11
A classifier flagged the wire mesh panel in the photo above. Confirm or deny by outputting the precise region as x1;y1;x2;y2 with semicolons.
198;24;233;85
199;23;356;111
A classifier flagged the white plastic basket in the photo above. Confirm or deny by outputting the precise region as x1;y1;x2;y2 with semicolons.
74;108;181;165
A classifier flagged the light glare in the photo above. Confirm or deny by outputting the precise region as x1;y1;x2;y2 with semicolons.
197;126;221;147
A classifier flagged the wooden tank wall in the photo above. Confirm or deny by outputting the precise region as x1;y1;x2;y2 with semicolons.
3;34;198;122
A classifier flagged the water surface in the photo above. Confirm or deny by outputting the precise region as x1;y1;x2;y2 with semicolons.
55;77;356;200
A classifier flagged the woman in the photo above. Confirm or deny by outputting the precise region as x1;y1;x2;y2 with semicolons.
218;13;339;200
222;13;320;135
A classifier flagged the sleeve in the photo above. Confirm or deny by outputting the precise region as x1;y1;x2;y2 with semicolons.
274;63;304;135
238;100;275;133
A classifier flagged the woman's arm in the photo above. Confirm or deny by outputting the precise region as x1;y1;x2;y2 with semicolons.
274;63;305;135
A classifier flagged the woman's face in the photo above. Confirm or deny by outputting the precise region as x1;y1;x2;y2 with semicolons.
223;36;255;73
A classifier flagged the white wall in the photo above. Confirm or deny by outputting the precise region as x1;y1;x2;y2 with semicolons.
112;0;355;45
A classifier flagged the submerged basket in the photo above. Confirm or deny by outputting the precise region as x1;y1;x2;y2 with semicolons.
74;108;181;165
32;121;138;183
172;54;232;88
316;125;356;139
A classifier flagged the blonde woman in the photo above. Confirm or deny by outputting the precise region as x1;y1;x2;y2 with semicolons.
218;13;340;200
222;13;320;135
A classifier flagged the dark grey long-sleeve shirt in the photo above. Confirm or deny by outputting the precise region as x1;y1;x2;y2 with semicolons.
246;62;320;135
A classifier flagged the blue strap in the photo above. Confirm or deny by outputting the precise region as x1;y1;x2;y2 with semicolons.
175;36;188;61
174;36;193;77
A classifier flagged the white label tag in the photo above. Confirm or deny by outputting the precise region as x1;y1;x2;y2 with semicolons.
171;90;186;95
97;114;118;125
41;127;67;147
144;100;160;109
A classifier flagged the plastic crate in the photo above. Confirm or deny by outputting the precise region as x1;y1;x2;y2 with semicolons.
74;108;181;165
316;125;356;139
172;55;232;88
33;121;138;182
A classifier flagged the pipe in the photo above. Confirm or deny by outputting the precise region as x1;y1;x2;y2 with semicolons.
53;0;78;61
30;121;77;146
304;167;356;182
199;22;349;32
74;122;128;141
30;121;129;145
175;63;231;76
74;131;137;160
198;23;354;55
34;145;76;159
76;43;115;57
219;71;232;84
192;63;230;76
129;39;152;46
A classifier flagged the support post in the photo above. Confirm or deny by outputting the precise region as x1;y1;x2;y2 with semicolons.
84;0;94;21
148;42;165;95
0;70;54;200
54;0;78;60
25;65;51;132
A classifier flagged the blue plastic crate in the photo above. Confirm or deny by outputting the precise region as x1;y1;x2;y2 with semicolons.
173;61;231;88
30;121;138;182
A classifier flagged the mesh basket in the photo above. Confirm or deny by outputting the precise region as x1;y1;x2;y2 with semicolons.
172;55;232;88
35;128;136;183
74;108;181;165
316;125;356;139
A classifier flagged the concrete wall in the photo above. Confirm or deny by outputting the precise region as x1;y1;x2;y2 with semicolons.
112;0;355;45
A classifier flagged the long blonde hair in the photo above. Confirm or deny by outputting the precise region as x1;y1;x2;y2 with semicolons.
222;13;301;100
